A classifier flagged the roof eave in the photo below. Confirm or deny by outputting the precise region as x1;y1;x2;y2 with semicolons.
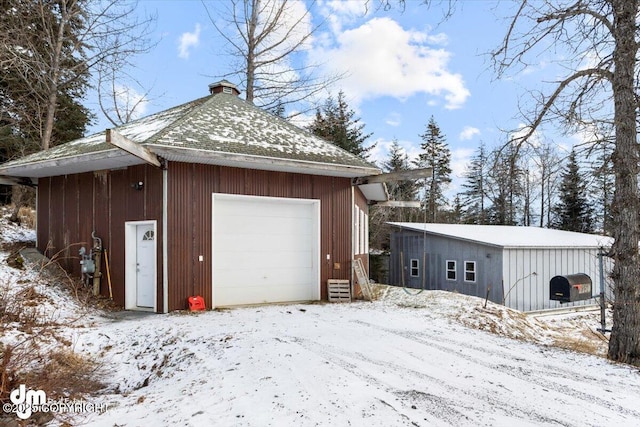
149;145;380;178
0;149;143;178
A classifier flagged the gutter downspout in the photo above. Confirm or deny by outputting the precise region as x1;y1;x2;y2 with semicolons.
162;168;169;313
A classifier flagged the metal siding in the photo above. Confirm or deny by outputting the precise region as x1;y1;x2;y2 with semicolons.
333;179;352;277
34;165;163;310
193;163;214;305
389;230;503;304
314;175;332;301
269;172;292;198
93;171;110;298
166;163;353;310
47;176;65;261
167;163;194;311
36;178;50;254
144;165;165;310
108;169;128;306
62;175;79;273
126;166;146;220
77;173;94;263
503;247;606;311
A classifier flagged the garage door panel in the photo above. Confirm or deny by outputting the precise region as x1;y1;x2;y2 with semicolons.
215;250;313;270
217;199;312;219
215;283;315;306
216;266;314;288
215;234;313;253
215;216;312;237
212;194;320;308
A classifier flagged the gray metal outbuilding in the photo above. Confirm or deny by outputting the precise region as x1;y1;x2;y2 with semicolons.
389;223;614;311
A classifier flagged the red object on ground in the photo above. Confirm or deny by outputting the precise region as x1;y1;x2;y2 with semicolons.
188;295;206;311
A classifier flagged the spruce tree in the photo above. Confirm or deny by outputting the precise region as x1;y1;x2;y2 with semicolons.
415;116;451;222
485;144;523;225
369;139;418;250
459;142;488;224
553;150;593;233
308;91;373;160
383;139;418;203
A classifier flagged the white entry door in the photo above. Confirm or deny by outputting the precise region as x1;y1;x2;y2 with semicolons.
125;221;156;311
136;224;155;307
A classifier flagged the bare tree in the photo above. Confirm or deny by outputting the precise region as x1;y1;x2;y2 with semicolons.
204;0;341;116
531;141;562;228
96;68;158;126
492;0;640;365
0;0;155;150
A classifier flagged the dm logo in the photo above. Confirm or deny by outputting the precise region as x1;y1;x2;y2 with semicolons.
10;384;46;420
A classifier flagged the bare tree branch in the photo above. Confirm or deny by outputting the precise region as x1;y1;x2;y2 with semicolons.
203;0;343;117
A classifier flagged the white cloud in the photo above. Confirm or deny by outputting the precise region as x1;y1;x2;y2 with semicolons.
385;112;402;127
178;24;201;59
319;0;370;35
459;126;480;141
113;84;148;121
310;17;470;109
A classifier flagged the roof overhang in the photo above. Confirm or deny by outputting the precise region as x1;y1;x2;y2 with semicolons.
0;149;145;178
0;144;381;180
357;183;389;202
148;145;380;178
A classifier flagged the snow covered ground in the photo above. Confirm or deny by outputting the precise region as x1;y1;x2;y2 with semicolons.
1;212;640;426
74;296;639;427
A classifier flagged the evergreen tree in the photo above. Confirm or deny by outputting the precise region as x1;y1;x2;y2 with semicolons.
485;144;523;225
459;142;488;224
414;116;451;222
553;150;593;233
308;91;373;160
383;139;418;204
369;139;418;250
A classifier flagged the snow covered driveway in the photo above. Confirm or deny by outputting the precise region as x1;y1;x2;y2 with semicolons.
79;296;640;427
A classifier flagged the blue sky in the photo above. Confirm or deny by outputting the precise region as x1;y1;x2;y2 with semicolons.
85;0;580;195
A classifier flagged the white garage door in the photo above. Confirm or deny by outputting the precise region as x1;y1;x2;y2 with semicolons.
212;194;320;308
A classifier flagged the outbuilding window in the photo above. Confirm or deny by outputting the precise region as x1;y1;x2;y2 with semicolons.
446;260;456;280
410;259;419;277
464;261;476;283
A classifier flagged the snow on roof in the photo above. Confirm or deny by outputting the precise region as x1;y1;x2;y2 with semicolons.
0;96;208;167
0;92;378;177
389;223;613;248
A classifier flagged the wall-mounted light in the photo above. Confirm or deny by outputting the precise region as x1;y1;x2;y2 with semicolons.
131;181;144;191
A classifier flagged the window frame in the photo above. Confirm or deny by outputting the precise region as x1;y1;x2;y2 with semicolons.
410;258;420;277
446;260;457;281
464;261;477;283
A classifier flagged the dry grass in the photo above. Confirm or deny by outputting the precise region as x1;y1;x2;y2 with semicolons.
0;257;107;425
17;206;36;229
550;327;609;357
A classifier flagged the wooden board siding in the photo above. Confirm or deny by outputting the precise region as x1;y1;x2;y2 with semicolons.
36;164;164;309
166;162;354;311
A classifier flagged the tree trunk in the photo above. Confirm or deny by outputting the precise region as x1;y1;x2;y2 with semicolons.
41;0;68;150
607;0;640;365
244;0;259;104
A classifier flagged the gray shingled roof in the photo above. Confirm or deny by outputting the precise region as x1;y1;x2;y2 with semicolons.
0;92;379;178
